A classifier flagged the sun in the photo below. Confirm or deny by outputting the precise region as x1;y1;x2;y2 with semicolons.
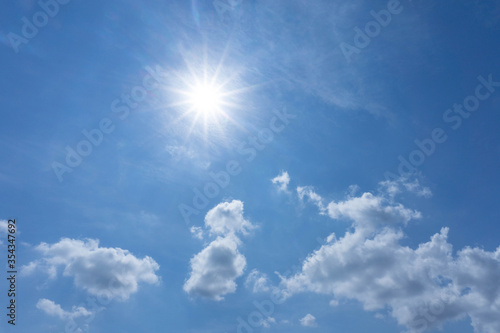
164;59;251;141
187;82;224;115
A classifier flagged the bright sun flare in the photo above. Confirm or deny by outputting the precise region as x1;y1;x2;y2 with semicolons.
187;83;224;115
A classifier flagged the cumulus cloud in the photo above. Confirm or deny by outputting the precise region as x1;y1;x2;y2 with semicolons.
327;192;421;230
184;235;246;301
300;314;317;327
272;171;291;192
23;238;160;301
279;185;500;333
184;200;254;301
36;299;92;320
204;200;255;236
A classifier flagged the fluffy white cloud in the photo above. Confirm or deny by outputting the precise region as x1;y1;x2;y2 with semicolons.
185;200;254;301
272;171;291;192
36;298;92;320
205;200;255;236
24;238;160;301
184;235;246;301
300;314;317;327
280;186;500;333
327;192;421;230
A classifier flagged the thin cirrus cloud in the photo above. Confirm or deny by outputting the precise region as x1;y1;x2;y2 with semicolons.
274;176;500;333
184;200;254;301
22;238;160;301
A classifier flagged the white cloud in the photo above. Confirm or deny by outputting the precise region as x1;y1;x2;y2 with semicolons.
300;314;317;327
272;171;291;192
379;177;432;198
185;200;254;301
184;235;246;301
326;192;421;230
190;226;203;240
279;185;500;333
297;186;326;214
0;219;8;234
262;316;276;328
23;238;160;301
205;200;255;236
36;298;92;320
0;220;8;245
245;269;271;293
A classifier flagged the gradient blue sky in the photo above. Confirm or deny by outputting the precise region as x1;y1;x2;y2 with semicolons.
1;1;500;332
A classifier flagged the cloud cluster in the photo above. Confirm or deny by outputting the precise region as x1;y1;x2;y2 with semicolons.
279;183;500;333
184;200;254;301
23;238;160;301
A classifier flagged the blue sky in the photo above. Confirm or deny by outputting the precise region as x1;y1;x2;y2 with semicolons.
1;0;500;332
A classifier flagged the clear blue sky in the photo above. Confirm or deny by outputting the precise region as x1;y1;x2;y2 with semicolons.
1;1;500;332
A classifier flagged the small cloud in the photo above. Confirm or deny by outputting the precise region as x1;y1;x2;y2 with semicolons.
0;220;8;234
0;220;8;245
379;177;432;198
346;185;360;197
329;299;339;307
272;171;291;192
300;314;317;327
190;226;203;240
297;186;326;214
245;269;271;293
36;299;92;320
262;316;276;328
